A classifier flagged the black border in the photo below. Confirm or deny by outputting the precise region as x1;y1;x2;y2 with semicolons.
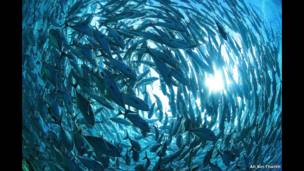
1;0;22;170
282;0;302;170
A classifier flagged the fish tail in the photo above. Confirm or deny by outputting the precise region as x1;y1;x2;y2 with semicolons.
116;111;126;120
123;131;130;140
143;151;148;160
59;113;63;127
71;82;78;88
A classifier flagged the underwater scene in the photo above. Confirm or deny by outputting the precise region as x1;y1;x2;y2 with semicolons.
22;0;282;170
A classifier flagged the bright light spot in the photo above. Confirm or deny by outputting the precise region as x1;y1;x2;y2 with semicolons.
215;113;220;129
206;115;212;122
180;49;187;58
90;16;100;28
223;68;231;86
155;121;162;127
237;96;242;105
230;32;243;53
205;68;225;93
173;86;178;94
221;45;230;64
232;65;239;83
139;64;144;73
214;35;221;46
195;97;201;107
147;40;157;48
234;117;238;127
201;109;207;121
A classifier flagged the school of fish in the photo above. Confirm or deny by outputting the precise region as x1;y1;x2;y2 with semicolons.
22;0;282;170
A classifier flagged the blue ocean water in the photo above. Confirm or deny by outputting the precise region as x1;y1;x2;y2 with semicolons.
248;0;282;72
22;0;282;170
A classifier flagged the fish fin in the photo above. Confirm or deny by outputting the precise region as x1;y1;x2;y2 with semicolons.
58;112;64;129
143;152;149;161
123;131;130;140
116;111;125;118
